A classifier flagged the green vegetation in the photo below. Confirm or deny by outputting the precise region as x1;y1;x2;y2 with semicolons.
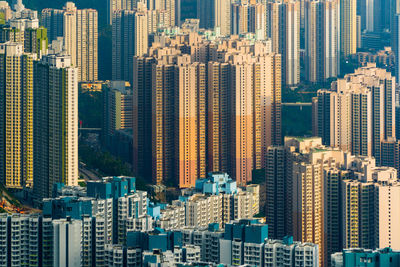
0;13;5;25
78;181;87;187
282;106;312;137
79;143;133;176
79;90;102;128
79;143;147;190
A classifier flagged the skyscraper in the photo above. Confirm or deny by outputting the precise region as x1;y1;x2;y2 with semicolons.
268;1;300;86
231;2;266;39
288;137;344;267
265;146;289;239
215;0;231;36
41;8;64;42
197;0;215;29
33;54;78;199
316;65;396;163
0;42;33;189
148;0;177;26
107;0;144;25
112;9;148;84
175;58;207;188
230;59;254;185
207;62;230;173
305;0;339;82
132;57;155;180
152;51;178;185
342;164;400;250
41;2;98;81
340;0;357;56
133;35;281;186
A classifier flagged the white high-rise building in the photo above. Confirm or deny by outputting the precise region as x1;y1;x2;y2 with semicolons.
264;237;319;267
52;218;82;267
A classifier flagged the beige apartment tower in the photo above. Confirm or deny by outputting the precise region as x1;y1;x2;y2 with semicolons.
305;0;339;82
316;65;396;163
215;0;231;36
175;60;207;188
207;62;230;173
152;55;177;186
41;2;98;81
268;1;300;85
287;137;345;267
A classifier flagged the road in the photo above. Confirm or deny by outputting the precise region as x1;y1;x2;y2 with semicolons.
79;165;101;181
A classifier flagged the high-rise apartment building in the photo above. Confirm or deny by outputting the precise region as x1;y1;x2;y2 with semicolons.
53;218;82;266
393;14;400;82
107;0;144;24
265;146;290;239
133;34;280;187
151;51;178;185
33;54;78;199
0;42;33;189
230;59;255;185
0;2;12;23
132;57;154;179
305;0;339;82
103;81;133;144
197;0;215;29
315;65;396;163
148;0;177;26
41;2;98;81
215;0;231;36
112;9;148;84
41;8;64;42
228;52;281;184
332;248;400;267
268;1;300;86
380;138;400;176
288;137;344;267
207;62;230;173
24;27;48;57
231;2;266;39
175;59;207;188
265;236;319;267
340;0;357;56
342;164;400;250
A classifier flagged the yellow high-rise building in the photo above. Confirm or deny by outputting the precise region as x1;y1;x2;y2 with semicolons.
340;0;357;56
0;42;34;188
